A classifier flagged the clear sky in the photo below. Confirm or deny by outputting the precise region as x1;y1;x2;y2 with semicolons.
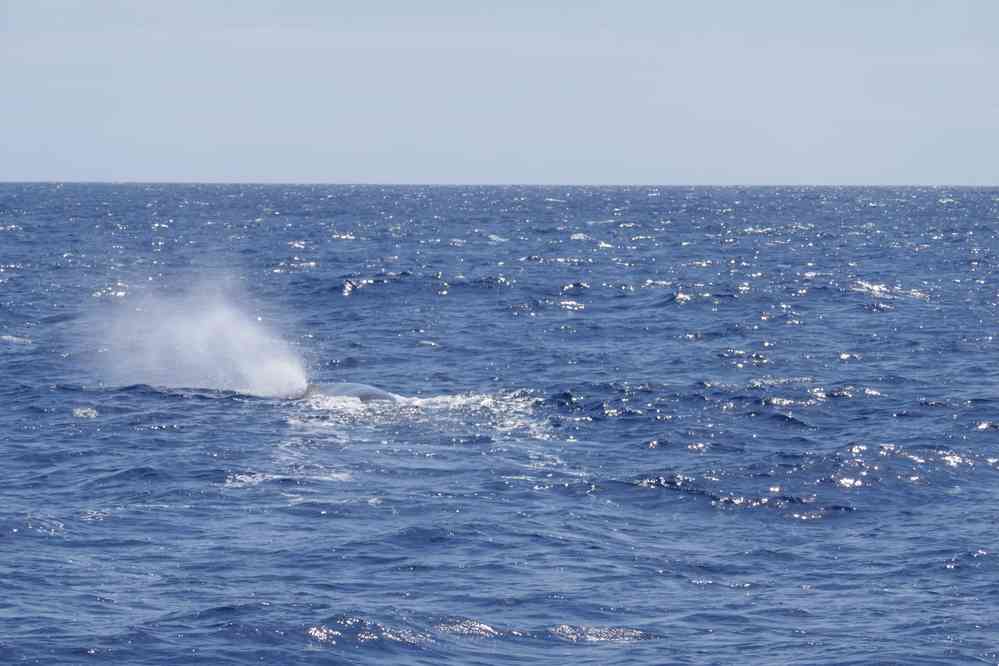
2;1;996;185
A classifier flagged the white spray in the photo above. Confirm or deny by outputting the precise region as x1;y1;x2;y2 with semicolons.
94;286;308;398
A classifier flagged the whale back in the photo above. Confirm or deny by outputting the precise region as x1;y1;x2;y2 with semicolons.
302;382;400;402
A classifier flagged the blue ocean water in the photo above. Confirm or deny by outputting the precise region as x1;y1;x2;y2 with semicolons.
2;184;998;664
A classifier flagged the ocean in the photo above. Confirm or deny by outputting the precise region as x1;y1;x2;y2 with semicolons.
1;183;997;664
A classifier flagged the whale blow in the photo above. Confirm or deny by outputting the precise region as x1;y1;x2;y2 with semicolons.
93;287;308;398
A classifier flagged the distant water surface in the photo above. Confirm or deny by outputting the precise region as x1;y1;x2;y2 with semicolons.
1;184;998;664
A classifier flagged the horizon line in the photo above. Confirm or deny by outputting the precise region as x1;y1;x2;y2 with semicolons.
1;179;996;188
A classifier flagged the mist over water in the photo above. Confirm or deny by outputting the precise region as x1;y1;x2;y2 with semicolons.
94;287;308;398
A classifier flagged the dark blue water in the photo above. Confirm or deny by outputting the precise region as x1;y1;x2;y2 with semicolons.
2;184;998;664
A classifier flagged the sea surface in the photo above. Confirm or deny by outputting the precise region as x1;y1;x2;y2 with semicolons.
2;184;998;664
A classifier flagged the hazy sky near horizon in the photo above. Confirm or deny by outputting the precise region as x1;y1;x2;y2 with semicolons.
2;1;997;185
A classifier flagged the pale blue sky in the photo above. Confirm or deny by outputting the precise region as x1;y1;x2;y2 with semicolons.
2;1;996;184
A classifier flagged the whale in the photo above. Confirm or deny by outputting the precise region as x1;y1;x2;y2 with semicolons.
299;382;401;403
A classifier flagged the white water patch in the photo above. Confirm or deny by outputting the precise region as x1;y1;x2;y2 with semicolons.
290;389;551;441
222;435;356;503
547;624;655;643
223;470;352;489
91;287;307;398
851;280;929;301
432;619;656;642
408;392;548;437
1;334;32;345
434;619;501;637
